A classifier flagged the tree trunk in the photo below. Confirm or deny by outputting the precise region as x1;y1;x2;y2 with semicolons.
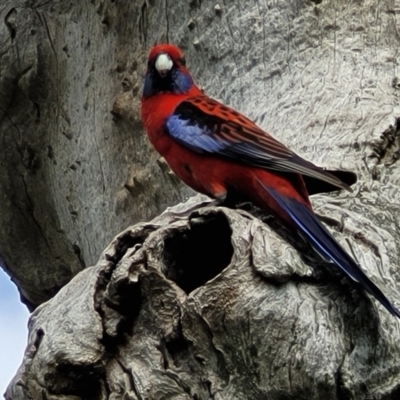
2;0;400;399
0;0;193;308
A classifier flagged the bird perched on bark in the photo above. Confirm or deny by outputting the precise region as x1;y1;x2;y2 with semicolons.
140;43;400;318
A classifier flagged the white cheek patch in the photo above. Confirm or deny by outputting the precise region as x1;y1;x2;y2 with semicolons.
155;54;173;76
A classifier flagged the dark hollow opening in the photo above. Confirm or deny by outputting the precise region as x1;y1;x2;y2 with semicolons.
163;213;234;294
52;364;104;400
111;280;143;337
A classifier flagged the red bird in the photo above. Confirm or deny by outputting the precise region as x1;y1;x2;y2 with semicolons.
141;44;400;318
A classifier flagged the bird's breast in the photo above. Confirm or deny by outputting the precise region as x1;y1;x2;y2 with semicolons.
140;93;186;153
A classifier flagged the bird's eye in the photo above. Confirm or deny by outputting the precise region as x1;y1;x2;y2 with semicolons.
180;57;186;66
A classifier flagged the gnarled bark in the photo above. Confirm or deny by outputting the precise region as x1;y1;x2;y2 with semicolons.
7;196;400;399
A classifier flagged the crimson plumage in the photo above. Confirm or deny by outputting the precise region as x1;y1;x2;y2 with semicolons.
141;44;400;318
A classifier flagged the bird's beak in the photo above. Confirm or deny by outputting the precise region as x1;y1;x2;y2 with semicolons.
155;53;173;78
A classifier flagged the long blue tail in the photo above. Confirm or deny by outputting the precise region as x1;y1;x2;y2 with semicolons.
263;184;400;318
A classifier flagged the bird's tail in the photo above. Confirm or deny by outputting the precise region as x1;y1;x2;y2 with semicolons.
259;181;400;318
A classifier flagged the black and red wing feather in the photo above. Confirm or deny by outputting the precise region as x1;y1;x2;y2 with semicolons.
165;95;353;192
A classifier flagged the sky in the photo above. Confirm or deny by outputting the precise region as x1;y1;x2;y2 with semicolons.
0;268;29;396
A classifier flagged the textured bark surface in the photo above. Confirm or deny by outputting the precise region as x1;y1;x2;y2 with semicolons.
7;196;400;399
2;0;400;398
0;0;193;307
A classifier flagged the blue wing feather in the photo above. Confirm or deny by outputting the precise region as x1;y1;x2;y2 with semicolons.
166;115;231;153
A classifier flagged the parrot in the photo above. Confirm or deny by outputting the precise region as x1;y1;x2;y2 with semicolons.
140;43;400;318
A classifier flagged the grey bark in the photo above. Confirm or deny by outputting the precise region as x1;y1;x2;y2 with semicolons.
2;0;400;399
0;0;193;307
7;196;400;399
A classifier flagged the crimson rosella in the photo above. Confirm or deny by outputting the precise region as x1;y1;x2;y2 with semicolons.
141;44;400;318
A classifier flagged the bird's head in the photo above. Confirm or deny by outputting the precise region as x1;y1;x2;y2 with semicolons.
142;44;194;98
